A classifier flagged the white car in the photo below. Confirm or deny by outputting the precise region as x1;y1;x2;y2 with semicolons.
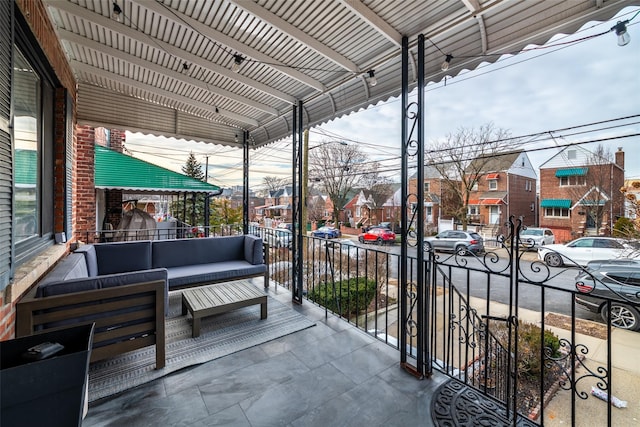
519;227;555;249
538;237;639;267
263;228;292;248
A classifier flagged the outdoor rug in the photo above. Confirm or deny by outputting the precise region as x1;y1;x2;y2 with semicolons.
88;291;315;402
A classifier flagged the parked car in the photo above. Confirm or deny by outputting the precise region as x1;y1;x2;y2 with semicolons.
358;228;396;245
423;230;484;255
276;223;292;232
311;226;341;239
263;228;292;248
575;259;640;331
321;239;362;259
519;227;555;249
538;237;639;267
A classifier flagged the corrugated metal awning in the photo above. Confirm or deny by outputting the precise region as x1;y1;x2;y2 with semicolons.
555;168;588;177
541;199;572;208
94;145;221;194
486;173;500;180
42;0;636;148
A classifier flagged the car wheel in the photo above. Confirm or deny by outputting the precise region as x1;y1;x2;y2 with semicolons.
424;242;433;252
376;237;383;245
455;245;468;256
601;303;640;331
358;236;364;243
544;252;563;267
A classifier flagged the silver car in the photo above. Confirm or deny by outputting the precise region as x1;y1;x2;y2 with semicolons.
424;230;485;255
519;227;555;250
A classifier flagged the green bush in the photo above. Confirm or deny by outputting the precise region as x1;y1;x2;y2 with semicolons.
308;277;377;318
491;321;560;378
613;216;639;238
517;322;560;378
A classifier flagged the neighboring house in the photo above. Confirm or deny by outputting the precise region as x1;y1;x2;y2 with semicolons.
622;179;640;220
382;188;403;228
466;150;537;233
539;146;625;240
343;190;375;228
263;186;293;221
409;165;459;227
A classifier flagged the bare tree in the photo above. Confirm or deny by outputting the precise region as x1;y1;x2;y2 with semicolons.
306;194;327;223
262;176;288;195
309;143;370;223
426;123;520;230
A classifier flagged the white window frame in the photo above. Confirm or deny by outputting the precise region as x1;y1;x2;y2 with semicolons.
488;179;498;190
544;207;570;217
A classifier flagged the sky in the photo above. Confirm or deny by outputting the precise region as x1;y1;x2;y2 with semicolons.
125;6;640;191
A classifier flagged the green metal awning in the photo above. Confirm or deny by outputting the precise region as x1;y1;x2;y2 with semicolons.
540;199;572;209
94;145;221;194
555;168;588;177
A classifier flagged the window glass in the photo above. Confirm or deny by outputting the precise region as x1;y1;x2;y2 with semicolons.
572;239;594;248
13;47;40;244
488;180;498;190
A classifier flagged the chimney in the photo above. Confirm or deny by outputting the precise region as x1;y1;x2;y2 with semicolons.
615;147;624;169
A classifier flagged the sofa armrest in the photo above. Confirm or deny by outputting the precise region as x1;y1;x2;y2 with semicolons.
16;280;166;368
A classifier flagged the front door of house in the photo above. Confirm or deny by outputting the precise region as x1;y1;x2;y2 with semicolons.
489;206;500;224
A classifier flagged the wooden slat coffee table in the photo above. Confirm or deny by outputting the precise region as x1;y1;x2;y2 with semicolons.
181;280;267;338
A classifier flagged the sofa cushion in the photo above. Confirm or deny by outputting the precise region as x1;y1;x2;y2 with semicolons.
37;253;89;291
93;240;153;275
152;236;245;268
74;245;98;276
244;235;264;265
166;261;267;289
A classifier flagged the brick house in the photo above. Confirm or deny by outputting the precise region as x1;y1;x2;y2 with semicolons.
466;150;537;234
263;187;293;222
539;146;625;241
408;165;459;228
343;190;375;228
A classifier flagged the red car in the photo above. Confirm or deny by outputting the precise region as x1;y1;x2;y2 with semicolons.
358;228;396;245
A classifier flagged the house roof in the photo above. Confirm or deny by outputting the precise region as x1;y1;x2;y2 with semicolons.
467;150;523;174
94;145;221;194
539;145;623;170
41;0;636;148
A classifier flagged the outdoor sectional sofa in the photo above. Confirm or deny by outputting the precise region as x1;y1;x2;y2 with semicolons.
16;235;269;369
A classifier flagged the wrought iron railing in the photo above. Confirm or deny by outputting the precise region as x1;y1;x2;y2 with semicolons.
76;221;634;425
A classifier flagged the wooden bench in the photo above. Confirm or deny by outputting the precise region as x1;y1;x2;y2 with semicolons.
181;280;267;338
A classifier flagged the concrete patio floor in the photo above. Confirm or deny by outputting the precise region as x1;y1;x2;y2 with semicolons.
82;281;450;427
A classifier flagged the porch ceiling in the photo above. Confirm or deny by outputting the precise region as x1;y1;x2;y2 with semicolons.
43;0;637;148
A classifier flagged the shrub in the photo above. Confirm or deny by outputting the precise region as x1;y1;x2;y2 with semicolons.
613;216;639;238
308;277;377;318
491;321;560;378
517;322;560;378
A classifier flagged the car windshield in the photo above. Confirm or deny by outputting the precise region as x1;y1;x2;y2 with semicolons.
521;229;543;236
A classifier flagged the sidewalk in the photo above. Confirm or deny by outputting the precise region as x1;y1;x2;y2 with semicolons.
468;296;640;426
542;327;640;426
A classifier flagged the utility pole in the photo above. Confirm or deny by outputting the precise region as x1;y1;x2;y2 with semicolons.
301;129;309;235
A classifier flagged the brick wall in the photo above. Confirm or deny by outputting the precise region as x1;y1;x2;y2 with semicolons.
507;174;537;226
16;0;76;98
76;125;97;242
